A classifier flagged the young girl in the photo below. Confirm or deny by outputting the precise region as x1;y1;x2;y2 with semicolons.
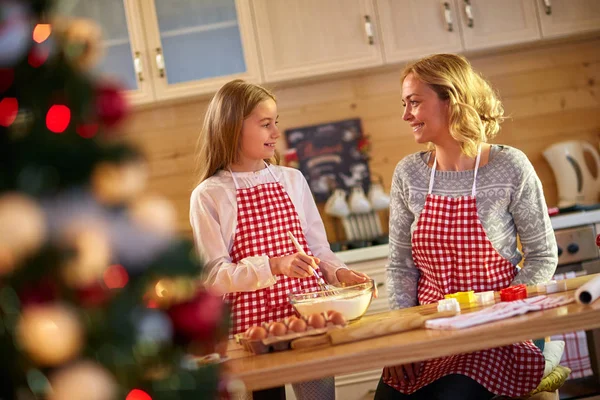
190;79;370;400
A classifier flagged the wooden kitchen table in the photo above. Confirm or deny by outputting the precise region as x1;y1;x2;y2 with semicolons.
224;285;600;391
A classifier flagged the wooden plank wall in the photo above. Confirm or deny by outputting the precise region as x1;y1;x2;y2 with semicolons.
124;37;600;241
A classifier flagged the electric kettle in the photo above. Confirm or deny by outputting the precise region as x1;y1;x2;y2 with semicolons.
543;140;600;207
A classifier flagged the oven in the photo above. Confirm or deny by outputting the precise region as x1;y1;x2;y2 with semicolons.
551;222;600;387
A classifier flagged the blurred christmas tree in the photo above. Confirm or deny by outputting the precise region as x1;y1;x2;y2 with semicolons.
0;0;235;399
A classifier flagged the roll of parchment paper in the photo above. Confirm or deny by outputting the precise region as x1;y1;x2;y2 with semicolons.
575;274;600;305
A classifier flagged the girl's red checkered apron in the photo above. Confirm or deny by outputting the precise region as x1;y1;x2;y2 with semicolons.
223;164;323;336
224;165;334;400
385;147;545;397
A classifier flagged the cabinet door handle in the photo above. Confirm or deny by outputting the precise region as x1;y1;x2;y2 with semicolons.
542;0;552;15
364;15;374;45
134;51;144;82
155;47;165;78
463;0;474;28
443;2;453;32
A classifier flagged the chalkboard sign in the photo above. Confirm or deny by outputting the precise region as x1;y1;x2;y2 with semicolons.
285;118;371;203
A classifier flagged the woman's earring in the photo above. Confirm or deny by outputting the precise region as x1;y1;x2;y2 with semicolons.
324;189;350;218
348;186;372;214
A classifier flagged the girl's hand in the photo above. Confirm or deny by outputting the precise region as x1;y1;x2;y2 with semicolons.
383;362;422;386
269;253;320;279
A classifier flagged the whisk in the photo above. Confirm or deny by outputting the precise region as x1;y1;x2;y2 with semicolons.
287;231;334;292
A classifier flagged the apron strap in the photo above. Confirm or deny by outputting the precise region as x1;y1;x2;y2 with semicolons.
228;161;277;190
264;161;279;182
228;168;240;190
472;145;482;196
428;155;437;195
428;145;482;196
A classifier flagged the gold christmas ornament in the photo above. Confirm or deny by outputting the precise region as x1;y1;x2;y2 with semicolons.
91;161;148;205
60;221;111;288
145;277;198;308
48;360;116;400
0;193;46;276
130;194;177;236
56;18;103;70
17;304;83;366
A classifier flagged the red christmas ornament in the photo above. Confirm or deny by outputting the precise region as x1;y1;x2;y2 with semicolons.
27;44;50;68
18;278;58;307
76;280;113;307
0;69;15;93
103;264;128;289
96;82;128;128
126;389;152;400
0;97;18;127
167;290;225;343
76;123;99;139
46;104;71;133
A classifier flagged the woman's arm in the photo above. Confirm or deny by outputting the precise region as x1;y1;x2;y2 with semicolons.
387;164;420;309
190;187;276;296
509;162;558;285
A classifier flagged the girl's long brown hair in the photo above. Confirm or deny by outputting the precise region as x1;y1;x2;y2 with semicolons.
195;79;276;185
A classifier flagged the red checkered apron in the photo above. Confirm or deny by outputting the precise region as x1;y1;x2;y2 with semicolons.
224;165;323;335
386;148;544;397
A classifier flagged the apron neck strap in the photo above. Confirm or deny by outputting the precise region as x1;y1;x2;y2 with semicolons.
228;161;276;190
428;145;482;196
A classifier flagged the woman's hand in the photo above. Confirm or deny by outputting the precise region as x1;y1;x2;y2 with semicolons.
383;362;422;385
269;253;320;279
336;269;377;297
336;269;369;284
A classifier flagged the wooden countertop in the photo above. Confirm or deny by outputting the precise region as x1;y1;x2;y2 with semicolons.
225;288;600;391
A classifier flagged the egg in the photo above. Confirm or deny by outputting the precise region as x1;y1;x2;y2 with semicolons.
328;311;346;326
288;318;307;333
246;326;268;340
307;313;326;329
325;310;337;319
268;321;287;336
284;315;299;325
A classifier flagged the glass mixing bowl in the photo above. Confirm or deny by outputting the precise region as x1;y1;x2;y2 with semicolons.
288;280;374;322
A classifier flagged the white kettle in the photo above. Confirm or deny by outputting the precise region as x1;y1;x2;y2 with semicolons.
543;140;600;207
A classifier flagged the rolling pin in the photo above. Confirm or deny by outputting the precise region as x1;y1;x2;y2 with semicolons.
525;273;599;297
291;310;457;350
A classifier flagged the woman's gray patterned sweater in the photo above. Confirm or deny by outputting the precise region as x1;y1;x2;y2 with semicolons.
386;145;558;310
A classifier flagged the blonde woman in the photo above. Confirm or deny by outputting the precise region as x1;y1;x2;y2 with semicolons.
377;54;557;399
190;79;369;400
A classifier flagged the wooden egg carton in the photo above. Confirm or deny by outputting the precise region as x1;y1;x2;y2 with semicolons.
235;314;346;355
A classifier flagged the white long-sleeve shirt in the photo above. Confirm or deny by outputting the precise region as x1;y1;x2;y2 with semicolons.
190;165;347;296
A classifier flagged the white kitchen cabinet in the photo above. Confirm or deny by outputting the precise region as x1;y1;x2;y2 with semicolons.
58;0;261;105
251;0;384;83
55;0;155;104
535;0;600;38
376;0;464;64
377;0;541;64
454;0;541;51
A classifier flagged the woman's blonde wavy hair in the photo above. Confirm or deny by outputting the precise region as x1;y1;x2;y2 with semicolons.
401;54;504;158
195;79;277;185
